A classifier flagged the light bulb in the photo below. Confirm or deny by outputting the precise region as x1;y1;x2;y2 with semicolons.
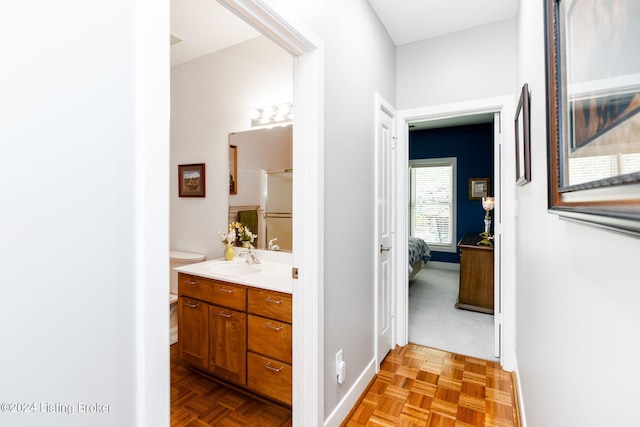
277;104;290;116
262;106;274;119
249;109;260;120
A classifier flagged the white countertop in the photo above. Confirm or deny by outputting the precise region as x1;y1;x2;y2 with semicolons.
174;250;293;294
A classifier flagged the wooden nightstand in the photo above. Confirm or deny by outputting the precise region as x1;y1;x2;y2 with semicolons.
456;233;494;314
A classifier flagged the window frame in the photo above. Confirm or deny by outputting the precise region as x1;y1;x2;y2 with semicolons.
409;157;458;253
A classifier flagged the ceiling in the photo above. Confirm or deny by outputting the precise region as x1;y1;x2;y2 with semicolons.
170;0;260;67
367;0;518;45
170;0;515;129
170;0;518;67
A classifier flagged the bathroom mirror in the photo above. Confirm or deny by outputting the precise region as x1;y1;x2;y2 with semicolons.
228;125;293;252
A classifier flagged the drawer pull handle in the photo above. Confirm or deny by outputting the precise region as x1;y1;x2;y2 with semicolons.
183;301;199;308
218;311;234;318
265;297;283;304
264;361;283;372
218;287;234;293
265;322;284;331
185;280;198;285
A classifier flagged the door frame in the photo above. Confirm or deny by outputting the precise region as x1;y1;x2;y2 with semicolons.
137;0;326;425
217;1;326;424
374;93;396;371
393;96;516;371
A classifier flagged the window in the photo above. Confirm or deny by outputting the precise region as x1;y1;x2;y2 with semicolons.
409;158;457;253
568;152;640;186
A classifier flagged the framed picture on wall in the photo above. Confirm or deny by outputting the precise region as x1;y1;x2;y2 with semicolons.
468;177;490;200
544;0;640;236
515;83;531;186
229;145;237;195
178;163;206;197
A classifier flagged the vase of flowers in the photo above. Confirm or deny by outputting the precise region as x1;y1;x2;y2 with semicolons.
218;222;257;259
218;226;237;261
230;221;257;248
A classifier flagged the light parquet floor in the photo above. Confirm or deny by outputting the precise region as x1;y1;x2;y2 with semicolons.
170;345;292;426
171;343;519;427
343;343;519;427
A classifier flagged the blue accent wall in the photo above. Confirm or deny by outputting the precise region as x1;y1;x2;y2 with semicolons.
409;123;494;263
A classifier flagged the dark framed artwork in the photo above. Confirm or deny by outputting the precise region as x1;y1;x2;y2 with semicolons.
468;177;490;200
544;0;640;236
178;163;206;197
515;83;531;186
229;145;237;195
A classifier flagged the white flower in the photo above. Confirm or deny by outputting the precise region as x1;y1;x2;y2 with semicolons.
218;222;256;245
218;228;236;245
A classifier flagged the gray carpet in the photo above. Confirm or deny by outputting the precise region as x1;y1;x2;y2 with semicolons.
408;267;498;361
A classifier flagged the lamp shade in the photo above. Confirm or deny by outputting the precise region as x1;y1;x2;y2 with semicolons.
482;196;495;211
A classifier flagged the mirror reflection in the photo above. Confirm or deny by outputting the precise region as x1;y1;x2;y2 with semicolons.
228;125;293;252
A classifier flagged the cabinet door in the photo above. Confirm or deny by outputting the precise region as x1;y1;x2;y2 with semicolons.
177;297;209;370
209;305;247;384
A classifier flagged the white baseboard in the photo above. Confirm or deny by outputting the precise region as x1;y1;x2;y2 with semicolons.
324;357;376;427
426;261;460;271
513;357;527;427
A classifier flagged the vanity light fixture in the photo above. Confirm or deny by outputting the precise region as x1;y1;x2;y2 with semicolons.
249;102;293;127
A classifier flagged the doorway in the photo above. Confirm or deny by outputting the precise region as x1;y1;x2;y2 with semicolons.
393;96;517;371
407;116;497;361
164;1;325;425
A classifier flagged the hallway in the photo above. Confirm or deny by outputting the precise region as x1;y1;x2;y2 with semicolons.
344;344;519;426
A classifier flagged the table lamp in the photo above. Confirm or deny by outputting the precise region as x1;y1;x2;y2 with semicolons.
478;196;495;247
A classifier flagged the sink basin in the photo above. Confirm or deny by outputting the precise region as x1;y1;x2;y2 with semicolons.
207;263;260;276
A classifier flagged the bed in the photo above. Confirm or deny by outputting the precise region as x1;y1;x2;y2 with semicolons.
408;236;431;281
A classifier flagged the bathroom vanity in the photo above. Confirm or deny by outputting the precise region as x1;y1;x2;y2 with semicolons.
175;255;293;406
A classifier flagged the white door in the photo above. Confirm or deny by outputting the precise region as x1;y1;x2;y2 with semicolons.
375;94;395;368
493;112;502;358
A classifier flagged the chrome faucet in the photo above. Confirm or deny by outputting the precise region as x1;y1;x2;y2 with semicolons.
239;244;261;264
268;238;280;251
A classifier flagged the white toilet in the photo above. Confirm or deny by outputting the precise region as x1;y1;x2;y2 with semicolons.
169;250;205;344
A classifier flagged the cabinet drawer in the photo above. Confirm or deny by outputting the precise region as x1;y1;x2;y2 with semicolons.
248;314;292;364
247;289;292;323
179;273;246;311
247;352;292;406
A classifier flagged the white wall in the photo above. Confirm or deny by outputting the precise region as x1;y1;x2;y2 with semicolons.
396;19;516;109
170;36;292;259
516;1;640;426
0;0;168;425
275;0;396;420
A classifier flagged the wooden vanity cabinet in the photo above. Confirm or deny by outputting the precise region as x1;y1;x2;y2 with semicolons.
177;273;293;406
246;289;293;406
178;273;247;386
